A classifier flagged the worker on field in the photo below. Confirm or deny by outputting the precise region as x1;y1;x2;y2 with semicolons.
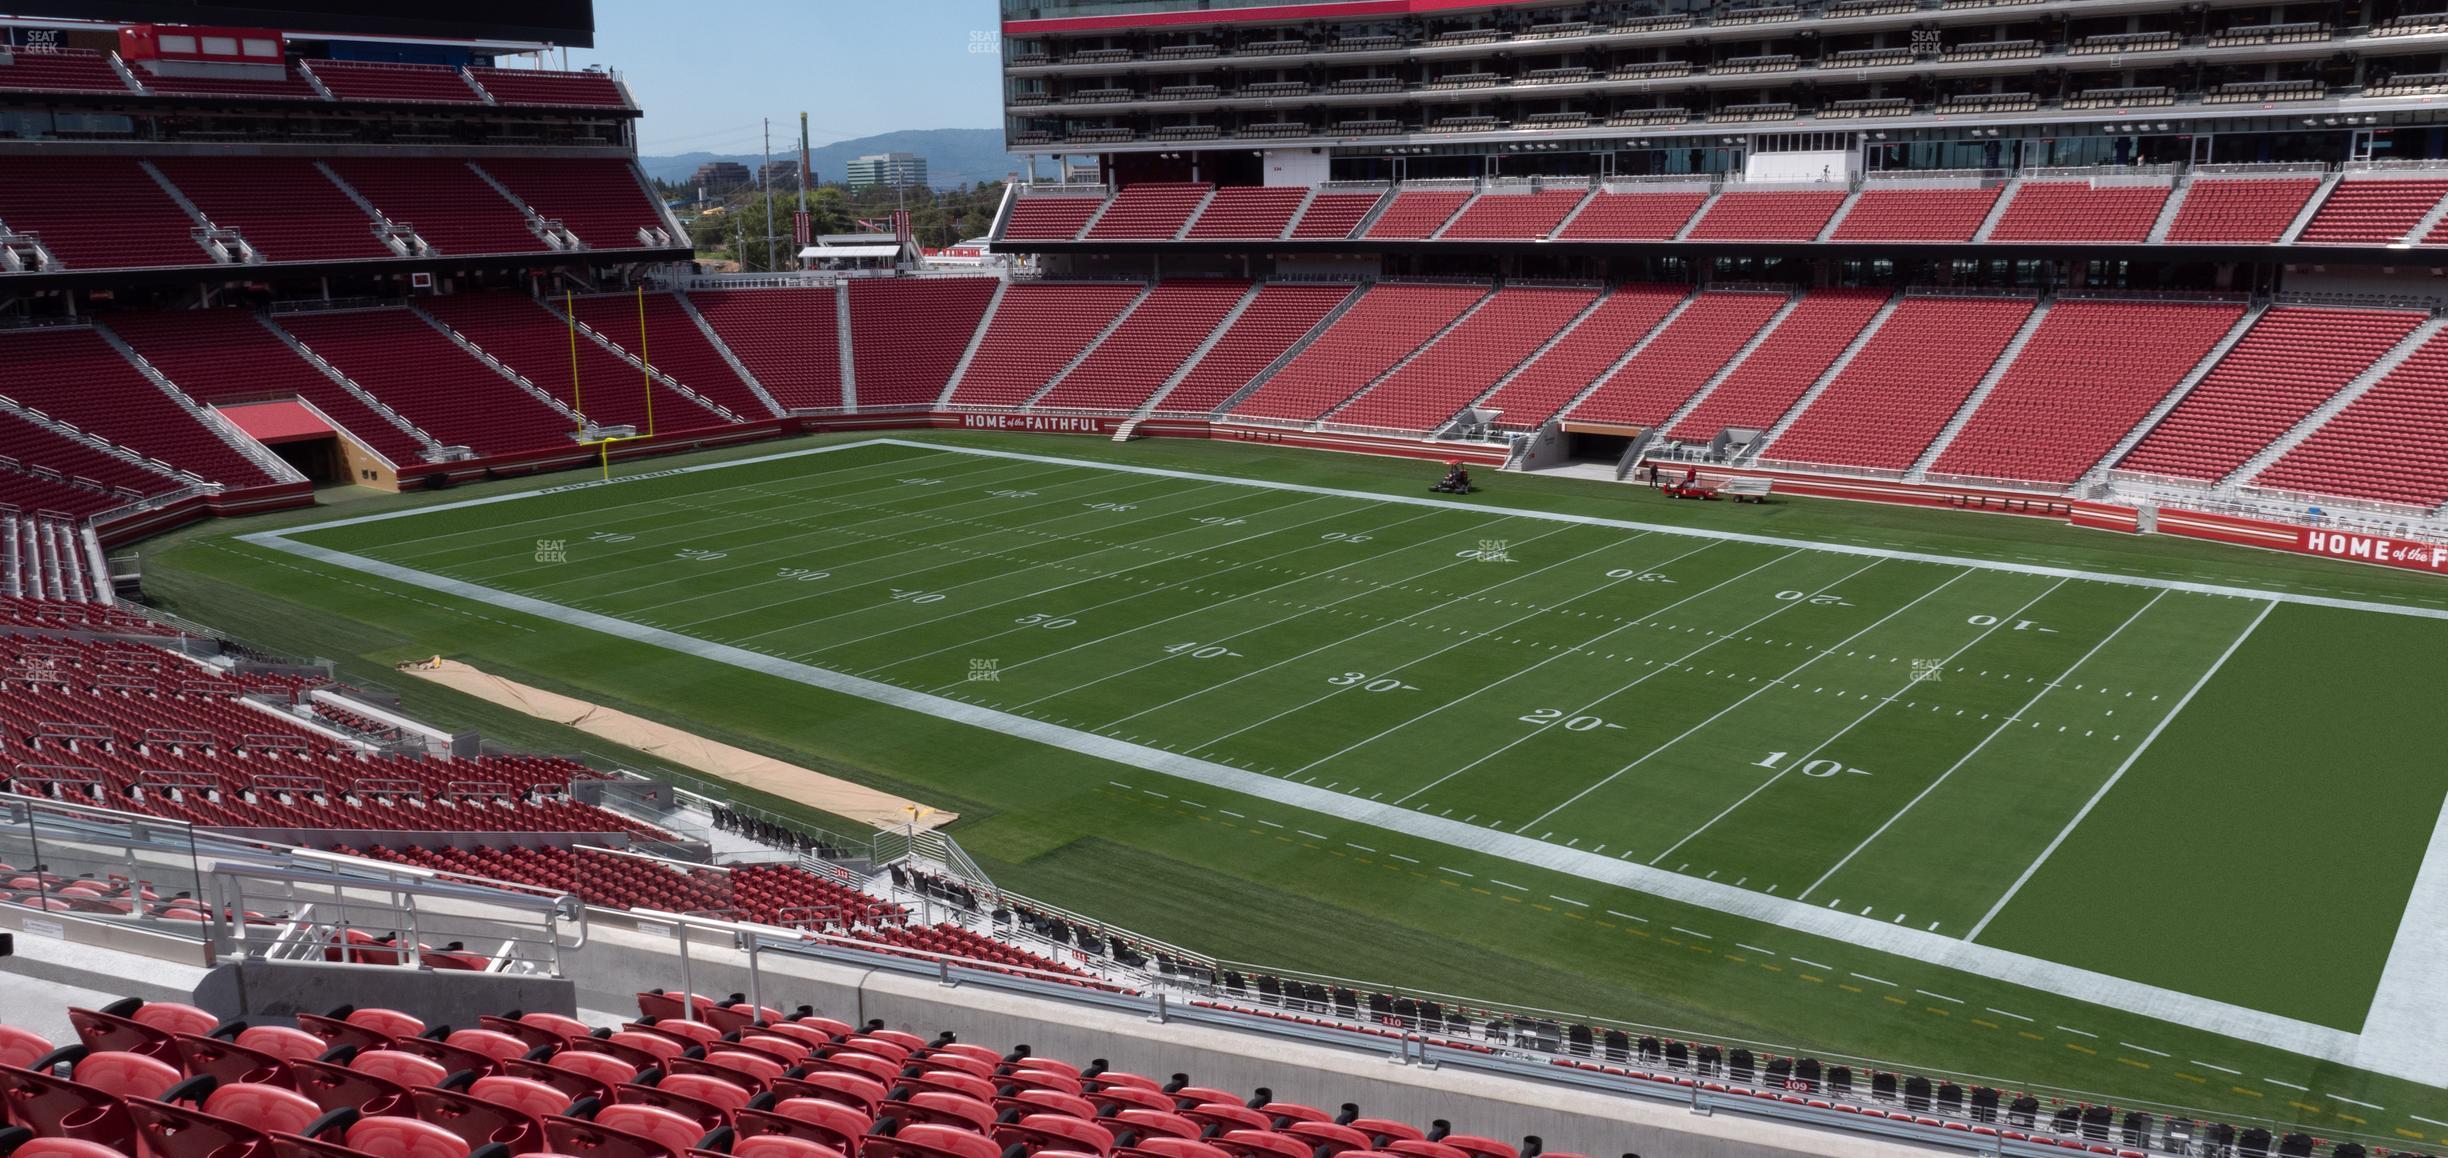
1431;460;1474;495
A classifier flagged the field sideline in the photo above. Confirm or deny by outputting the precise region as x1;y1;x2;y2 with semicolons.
150;430;2448;1140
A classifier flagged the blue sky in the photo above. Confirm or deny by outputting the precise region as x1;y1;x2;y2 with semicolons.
572;0;1007;156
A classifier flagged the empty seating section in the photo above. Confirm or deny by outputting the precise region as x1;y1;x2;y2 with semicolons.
1229;284;1487;422
273;309;576;453
1553;191;1707;240
423;295;716;433
1667;290;1891;441
1437;188;1590;240
1183;186;1309;239
687;288;845;411
1360;189;1473;239
1153;283;1354;414
946;283;1147;408
1330;287;1597;431
305;59;485;103
847;278;998;408
1986;181;2171;242
0;157;206;270
2119;307;2425;480
2299;178;2448;243
2165;179;2321;243
324;158;543;256
1685;190;1847;241
104;310;430;467
0;48;130;94
1034;280;1250;411
1000;197;1101;241
567;292;775;417
2257;333;2448;507
1567;293;1788;427
1831;187;2002;242
1764;296;2036;470
1928;300;2245;484
477;158;672;250
0;327;272;487
0;635;660;836
1479;285;1687;429
466;66;630;107
148;158;388;264
1083;182;1212;240
1285;191;1386;239
352;845;907;928
136;65;318;100
0;408;179;506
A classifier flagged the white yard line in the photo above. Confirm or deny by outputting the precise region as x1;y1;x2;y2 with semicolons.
909;506;1450;687
729;486;1259;649
462;457;1071;592
575;466;1170;608
1964;600;2274;940
376;446;980;556
1521;560;1962;840
1016;516;1540;716
794;491;1342;658
643;467;1189;608
1793;587;2159;901
1287;539;1736;780
1190;535;1633;750
1644;571;2051;865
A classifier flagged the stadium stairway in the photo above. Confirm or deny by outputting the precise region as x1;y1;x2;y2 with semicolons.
2078;303;2269;485
2225;313;2448;486
1905;299;2060;478
1742;293;1909;461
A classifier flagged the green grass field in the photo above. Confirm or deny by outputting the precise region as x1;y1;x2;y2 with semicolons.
144;432;2448;1146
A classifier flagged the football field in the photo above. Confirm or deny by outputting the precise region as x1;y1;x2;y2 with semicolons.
235;436;2448;1101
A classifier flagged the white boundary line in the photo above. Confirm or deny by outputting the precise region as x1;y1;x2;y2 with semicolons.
291;438;2448;620
235;440;2447;1084
1964;599;2272;940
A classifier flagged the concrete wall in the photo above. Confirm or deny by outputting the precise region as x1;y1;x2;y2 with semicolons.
193;958;576;1029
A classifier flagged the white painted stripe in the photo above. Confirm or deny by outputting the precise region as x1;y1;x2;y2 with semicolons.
1605;909;1649;924
1850;973;1895;987
1798;587;2159;900
2059;1025;2099;1038
2329;1094;2385;1110
2265;1078;2309;1091
2190;1060;2240;1075
1670;926;1712;939
1736;943;1776;955
1789;957;1832;971
1918;990;1964;1004
2121;1042;2169;1057
1985;1008;2033;1022
1966;600;2274;940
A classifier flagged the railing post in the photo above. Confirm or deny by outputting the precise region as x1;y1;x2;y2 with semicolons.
675;925;697;1021
1147;991;1167;1024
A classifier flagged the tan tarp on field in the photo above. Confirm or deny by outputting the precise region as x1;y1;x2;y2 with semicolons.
400;658;955;832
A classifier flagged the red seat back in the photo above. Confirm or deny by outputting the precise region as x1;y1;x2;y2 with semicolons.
543;1112;685;1158
594;1103;706;1153
469;1075;575;1119
206;1082;325;1134
0;1063;135;1147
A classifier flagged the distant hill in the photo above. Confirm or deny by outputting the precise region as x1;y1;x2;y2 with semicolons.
645;128;1029;191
